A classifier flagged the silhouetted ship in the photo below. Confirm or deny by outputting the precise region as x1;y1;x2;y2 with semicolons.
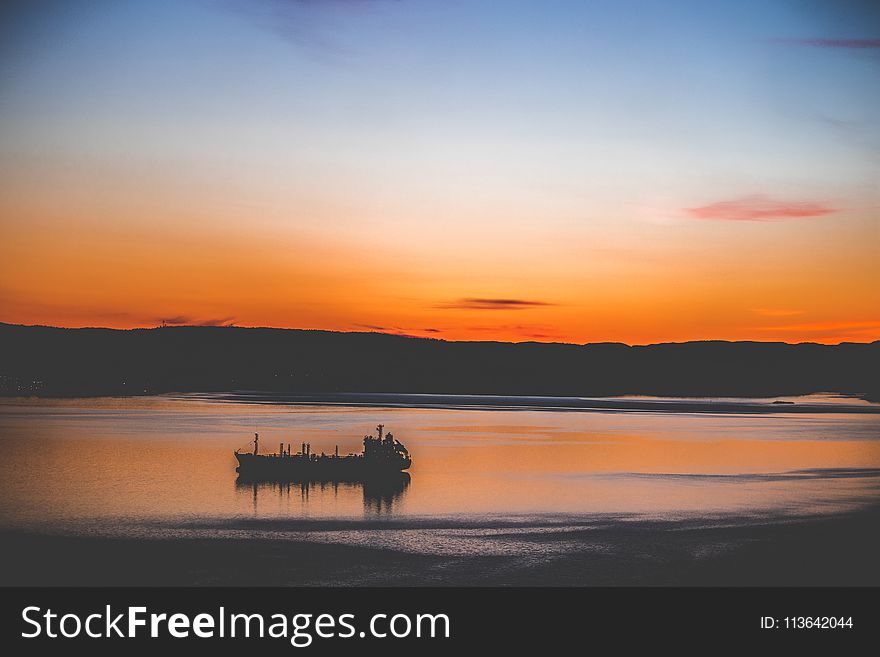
234;424;411;480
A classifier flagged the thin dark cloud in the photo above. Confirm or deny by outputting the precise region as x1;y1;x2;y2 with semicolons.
686;195;836;222
753;319;880;342
750;308;805;318
269;0;391;5
198;317;237;327
353;323;441;336
157;316;236;327
776;38;880;48
95;311;137;319
158;315;192;325
461;324;561;342
521;333;557;340
222;0;397;59
437;298;556;310
354;323;388;331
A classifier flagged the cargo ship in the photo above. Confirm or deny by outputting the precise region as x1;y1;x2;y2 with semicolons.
234;424;411;480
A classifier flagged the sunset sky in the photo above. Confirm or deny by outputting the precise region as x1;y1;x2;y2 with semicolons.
1;0;878;344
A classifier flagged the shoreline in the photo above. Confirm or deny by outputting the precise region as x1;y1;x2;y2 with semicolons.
3;505;878;586
3;390;879;414
159;391;880;415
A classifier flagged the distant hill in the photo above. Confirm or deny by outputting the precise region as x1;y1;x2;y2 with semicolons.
1;323;877;400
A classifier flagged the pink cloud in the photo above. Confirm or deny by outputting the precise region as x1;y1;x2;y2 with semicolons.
686;195;836;222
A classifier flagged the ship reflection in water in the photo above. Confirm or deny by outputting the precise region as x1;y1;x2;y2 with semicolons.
235;472;411;515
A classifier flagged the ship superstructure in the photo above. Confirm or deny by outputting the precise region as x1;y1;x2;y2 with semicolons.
234;424;411;479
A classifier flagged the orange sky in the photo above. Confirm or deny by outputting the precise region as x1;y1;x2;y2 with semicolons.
2;164;877;344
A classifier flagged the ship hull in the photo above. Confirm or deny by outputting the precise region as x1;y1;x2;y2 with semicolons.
234;452;410;481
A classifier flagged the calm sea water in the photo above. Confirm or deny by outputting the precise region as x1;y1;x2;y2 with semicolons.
0;393;879;540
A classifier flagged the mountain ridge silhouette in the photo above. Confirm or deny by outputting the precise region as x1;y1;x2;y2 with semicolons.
1;322;877;400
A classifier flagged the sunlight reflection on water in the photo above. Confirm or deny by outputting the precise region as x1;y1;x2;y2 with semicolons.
0;395;878;543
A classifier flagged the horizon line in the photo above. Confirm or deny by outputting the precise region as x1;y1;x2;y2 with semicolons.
2;321;877;349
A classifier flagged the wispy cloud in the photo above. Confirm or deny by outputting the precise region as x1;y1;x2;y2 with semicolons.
776;38;880;49
158;315;236;327
686;195;836;222
750;308;805;317
754;320;880;342
223;0;397;58
198;317;237;327
353;323;443;336
463;324;562;341
270;0;393;5
159;315;191;325
436;298;555;310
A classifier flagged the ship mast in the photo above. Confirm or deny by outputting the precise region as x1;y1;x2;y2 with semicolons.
253;432;259;455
